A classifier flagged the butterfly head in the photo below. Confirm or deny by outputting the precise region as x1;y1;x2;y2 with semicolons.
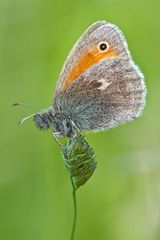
33;108;74;137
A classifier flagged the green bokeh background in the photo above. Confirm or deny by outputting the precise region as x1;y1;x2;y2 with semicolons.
1;0;160;239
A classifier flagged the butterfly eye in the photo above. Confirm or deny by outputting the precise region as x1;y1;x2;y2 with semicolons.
99;42;108;51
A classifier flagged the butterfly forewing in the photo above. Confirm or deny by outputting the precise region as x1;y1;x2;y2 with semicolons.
54;21;107;94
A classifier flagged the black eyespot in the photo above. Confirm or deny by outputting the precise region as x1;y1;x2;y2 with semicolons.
99;42;108;51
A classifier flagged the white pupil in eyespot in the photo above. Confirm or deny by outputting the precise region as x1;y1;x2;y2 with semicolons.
99;43;107;51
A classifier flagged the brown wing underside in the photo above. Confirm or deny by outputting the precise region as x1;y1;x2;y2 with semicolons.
53;21;146;131
55;58;146;131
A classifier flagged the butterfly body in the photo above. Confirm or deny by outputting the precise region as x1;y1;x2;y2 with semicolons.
34;21;146;137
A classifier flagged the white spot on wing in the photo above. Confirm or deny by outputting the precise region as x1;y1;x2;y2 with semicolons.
97;79;111;90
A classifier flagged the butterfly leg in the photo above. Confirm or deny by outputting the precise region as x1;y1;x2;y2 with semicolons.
52;132;64;150
70;120;81;136
70;120;90;146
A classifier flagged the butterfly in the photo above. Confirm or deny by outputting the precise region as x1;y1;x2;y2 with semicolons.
33;21;146;138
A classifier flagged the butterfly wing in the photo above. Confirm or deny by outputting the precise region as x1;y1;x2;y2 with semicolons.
54;21;107;93
53;21;146;132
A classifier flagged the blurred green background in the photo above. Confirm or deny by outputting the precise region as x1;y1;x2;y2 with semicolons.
1;0;160;239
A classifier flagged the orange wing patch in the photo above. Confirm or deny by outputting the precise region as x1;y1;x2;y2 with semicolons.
63;45;118;90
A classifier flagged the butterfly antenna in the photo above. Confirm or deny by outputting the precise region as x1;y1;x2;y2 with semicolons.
12;102;40;111
18;113;36;125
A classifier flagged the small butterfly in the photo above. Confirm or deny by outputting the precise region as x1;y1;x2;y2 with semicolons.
33;21;146;138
